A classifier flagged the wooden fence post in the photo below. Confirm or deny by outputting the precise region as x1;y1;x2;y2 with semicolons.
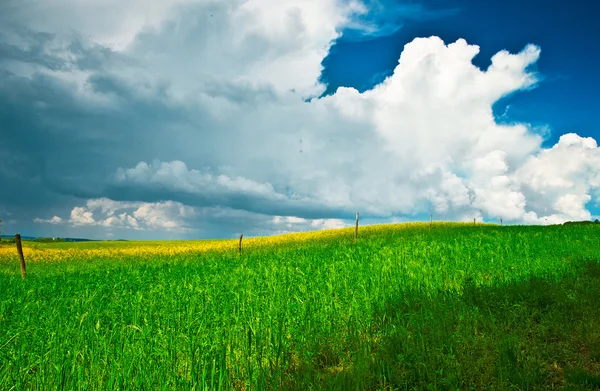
15;233;26;279
500;218;503;226
354;212;359;243
473;218;476;226
238;234;243;256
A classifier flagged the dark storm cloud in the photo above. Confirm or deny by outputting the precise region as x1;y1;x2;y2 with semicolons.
0;32;348;223
102;183;352;220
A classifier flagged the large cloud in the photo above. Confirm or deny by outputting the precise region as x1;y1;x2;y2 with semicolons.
0;0;598;239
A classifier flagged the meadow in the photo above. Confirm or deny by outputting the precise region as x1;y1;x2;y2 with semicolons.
1;222;600;390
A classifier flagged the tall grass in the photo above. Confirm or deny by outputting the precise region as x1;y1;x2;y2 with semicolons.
1;223;600;390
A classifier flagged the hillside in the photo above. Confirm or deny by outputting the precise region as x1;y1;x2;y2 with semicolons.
1;223;600;390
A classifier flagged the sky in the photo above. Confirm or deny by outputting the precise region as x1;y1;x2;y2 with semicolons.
0;0;599;240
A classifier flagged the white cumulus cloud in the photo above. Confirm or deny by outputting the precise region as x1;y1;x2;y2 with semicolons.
33;216;64;225
35;198;192;232
103;36;600;226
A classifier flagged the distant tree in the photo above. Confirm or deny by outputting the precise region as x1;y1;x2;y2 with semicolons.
595;219;599;224
563;220;598;226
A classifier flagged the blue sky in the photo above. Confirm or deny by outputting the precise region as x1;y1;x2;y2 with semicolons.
0;0;598;239
322;0;600;148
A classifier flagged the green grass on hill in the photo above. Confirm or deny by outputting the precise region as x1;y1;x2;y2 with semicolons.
1;223;600;390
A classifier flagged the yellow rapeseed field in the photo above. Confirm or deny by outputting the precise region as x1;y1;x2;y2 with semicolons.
0;222;471;264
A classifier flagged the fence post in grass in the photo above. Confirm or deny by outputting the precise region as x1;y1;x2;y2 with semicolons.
474;218;476;226
354;212;359;243
238;234;243;256
500;218;503;226
15;233;26;279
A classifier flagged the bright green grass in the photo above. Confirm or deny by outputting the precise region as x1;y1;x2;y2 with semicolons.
1;223;600;390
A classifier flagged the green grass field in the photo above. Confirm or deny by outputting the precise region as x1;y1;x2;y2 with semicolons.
1;223;600;390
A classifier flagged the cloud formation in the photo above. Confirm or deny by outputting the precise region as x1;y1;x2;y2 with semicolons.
33;198;191;231
33;198;351;239
0;0;598;239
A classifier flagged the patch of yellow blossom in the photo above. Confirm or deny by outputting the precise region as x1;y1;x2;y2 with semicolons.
0;222;486;264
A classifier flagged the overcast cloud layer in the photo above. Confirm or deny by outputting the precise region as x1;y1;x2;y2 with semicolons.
0;0;598;239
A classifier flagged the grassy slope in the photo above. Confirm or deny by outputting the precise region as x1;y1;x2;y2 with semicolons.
1;223;599;390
